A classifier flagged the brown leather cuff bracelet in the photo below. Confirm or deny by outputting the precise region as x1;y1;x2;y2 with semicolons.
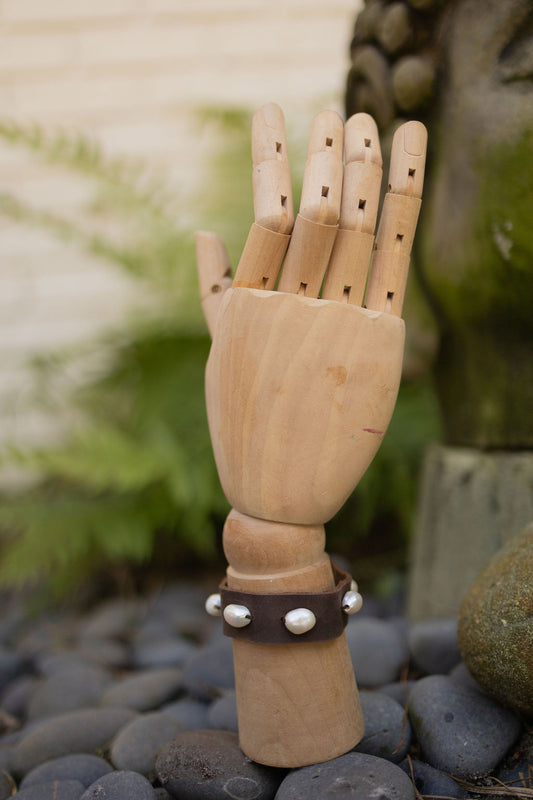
218;562;355;644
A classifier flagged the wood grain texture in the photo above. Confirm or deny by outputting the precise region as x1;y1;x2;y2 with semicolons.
364;194;421;315
233;636;362;766
222;510;363;767
276;214;338;296
299;110;344;226
206;287;405;524
233;223;290;290
223;509;329;588
195;231;233;337
251;103;294;234
321;227;374;305
364;120;427;316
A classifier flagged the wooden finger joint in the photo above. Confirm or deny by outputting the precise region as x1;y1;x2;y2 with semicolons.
321;228;374;305
277;214;338;297
234;222;290;290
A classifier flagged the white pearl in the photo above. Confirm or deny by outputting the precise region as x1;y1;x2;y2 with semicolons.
284;608;316;635
223;604;252;628
350;579;359;593
342;590;363;615
205;593;222;617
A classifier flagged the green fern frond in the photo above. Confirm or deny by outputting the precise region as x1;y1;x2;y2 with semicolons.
0;119;174;221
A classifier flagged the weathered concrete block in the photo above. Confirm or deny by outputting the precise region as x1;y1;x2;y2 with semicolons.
407;445;533;620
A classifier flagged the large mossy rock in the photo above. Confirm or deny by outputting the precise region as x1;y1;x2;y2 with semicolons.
457;524;533;716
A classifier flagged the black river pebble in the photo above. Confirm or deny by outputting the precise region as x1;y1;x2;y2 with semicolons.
0;580;526;798
408;674;522;779
20;753;114;789
155;729;285;799
275;752;415;799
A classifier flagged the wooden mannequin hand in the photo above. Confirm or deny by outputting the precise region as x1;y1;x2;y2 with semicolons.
196;105;427;525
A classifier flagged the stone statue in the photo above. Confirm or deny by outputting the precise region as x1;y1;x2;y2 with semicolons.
347;0;533;618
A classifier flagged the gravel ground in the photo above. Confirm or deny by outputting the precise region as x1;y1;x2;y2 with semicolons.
0;580;530;799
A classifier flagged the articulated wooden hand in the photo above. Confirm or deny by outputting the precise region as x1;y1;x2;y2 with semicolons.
196;105;427;768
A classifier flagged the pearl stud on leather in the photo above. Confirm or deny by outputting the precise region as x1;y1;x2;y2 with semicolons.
342;590;363;615
284;607;316;635
205;593;222;616
223;603;252;628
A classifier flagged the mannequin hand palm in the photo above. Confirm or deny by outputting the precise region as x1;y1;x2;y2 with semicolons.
197;104;427;525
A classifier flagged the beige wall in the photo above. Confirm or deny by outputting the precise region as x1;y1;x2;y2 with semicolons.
0;0;360;457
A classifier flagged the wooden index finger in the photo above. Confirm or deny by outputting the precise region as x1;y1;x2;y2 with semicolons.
233;104;294;291
322;113;382;304
252;103;294;234
277;110;344;297
364;121;427;316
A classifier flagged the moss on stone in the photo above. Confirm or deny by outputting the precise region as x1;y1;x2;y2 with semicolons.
458;524;533;716
419;130;533;446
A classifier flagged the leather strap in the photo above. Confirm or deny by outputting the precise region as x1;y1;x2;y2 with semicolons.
219;561;352;644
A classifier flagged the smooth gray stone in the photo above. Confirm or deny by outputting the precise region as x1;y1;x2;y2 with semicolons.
1;675;38;719
408;675;522;778
0;606;26;646
389;617;409;639
36;653;93;678
21;753;113;789
110;711;183;777
12;707;137;777
80;770;155;799
399;758;468;799
381;587;407;619
16;615;77;658
27;665;113;720
448;662;486;694
345;618;409;687
408;619;461;674
352;595;382;619
1;717;62;747
0;744;15;774
207;691;238;733
204;622;226;645
75;639;130;670
15;779;86;799
0;648;27;692
182;639;235;701
0;770;15;800
161;698;210;730
275;752;415;799
80;599;144;641
354;690;411;763
132;637;194;669
100;668;182;712
156;729;284;799
134;617;173;643
153;790;172;799
147;583;209;637
380;681;417;707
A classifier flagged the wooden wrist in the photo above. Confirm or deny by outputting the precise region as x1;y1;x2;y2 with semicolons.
223;509;334;593
218;508;364;767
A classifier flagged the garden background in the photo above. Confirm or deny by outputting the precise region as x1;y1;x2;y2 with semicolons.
0;0;440;601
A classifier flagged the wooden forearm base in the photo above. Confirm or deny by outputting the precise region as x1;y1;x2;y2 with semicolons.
221;509;364;767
